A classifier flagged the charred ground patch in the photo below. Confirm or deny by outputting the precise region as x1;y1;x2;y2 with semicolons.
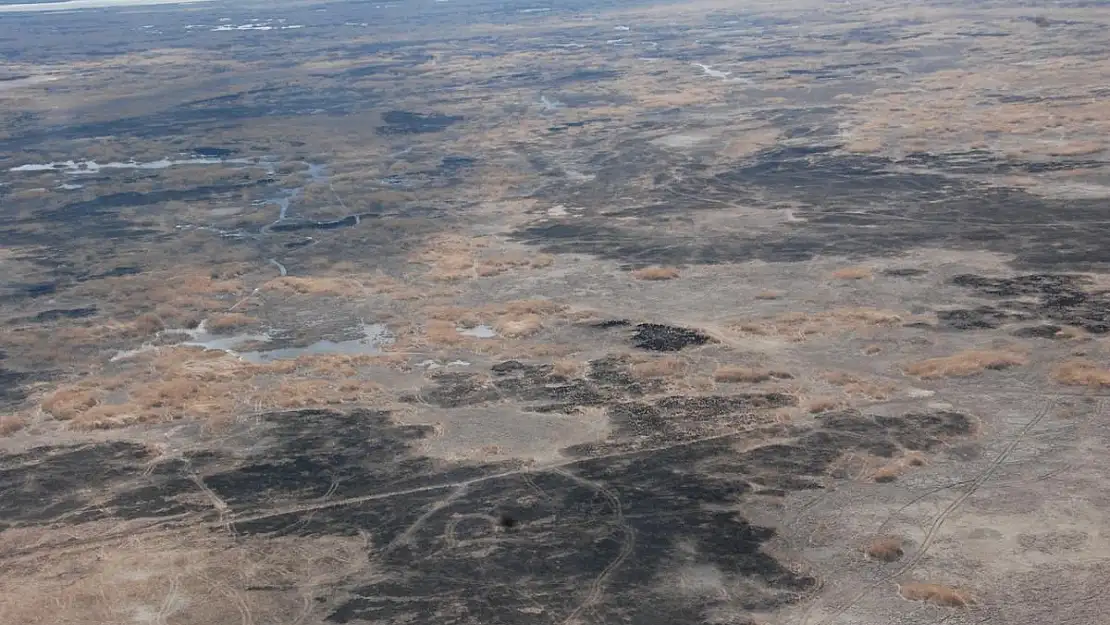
513;148;1110;270
944;273;1110;333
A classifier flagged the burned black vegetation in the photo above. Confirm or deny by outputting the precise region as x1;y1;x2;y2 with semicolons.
943;273;1110;334
514;146;1110;271
0;398;976;624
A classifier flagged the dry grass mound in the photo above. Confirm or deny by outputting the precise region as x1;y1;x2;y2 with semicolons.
1052;359;1110;387
632;356;688;379
261;276;365;296
631;266;680;281
898;582;974;607
414;235;551;281
903;349;1028;379
713;366;793;383
0;415;27;436
205;312;259;333
865;537;904;562
495;314;543;338
36;347;389;430
831;266;873;280
728;307;903;341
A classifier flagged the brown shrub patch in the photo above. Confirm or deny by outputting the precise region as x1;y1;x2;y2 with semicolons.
713;366;793;383
904;349;1028;379
1052;359;1110;387
865;536;904;562
631;266;680;281
898;582;974;607
205;313;259;334
831;266;873;280
754;291;781;300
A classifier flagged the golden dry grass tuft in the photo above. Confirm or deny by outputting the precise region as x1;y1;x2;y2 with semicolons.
631;266;680;281
728;308;903;341
713;366;793;383
130;313;165;336
804;396;846;414
865;536;904;562
495;314;544;338
632;356;688;379
0;415;27;436
205;312;259;333
898;582;974;608
831;266;873;280
36;347;390;429
261;275;365;297
903;349;1028;378
414;235;551;281
1052;359;1110;387
424;320;464;346
551;359;585;378
822;372;897;401
872;464;902;483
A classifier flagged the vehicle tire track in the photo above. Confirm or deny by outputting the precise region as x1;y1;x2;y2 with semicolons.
549;467;635;625
801;397;1057;625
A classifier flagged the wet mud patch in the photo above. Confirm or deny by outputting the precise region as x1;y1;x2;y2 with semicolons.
376;110;463;135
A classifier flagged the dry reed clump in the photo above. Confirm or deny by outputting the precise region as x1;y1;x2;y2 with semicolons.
415;235;550;281
631;266;680;281
713;366;793;383
830;266;873;280
631;356;688;379
804;396;846;414
130;313;165;336
261;275;366;297
903;349;1028;379
37;347;389;430
73;269;248;327
865;537;905;562
728;308;904;341
204;312;259;333
1052;359;1110;387
0;415;27;436
495;314;544;338
551;359;585;378
423;320;464;346
897;582;974;607
821;372;897;401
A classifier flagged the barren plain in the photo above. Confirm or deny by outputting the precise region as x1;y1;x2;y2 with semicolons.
1;1;1110;624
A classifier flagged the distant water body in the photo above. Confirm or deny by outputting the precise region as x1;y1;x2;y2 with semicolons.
0;0;212;12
